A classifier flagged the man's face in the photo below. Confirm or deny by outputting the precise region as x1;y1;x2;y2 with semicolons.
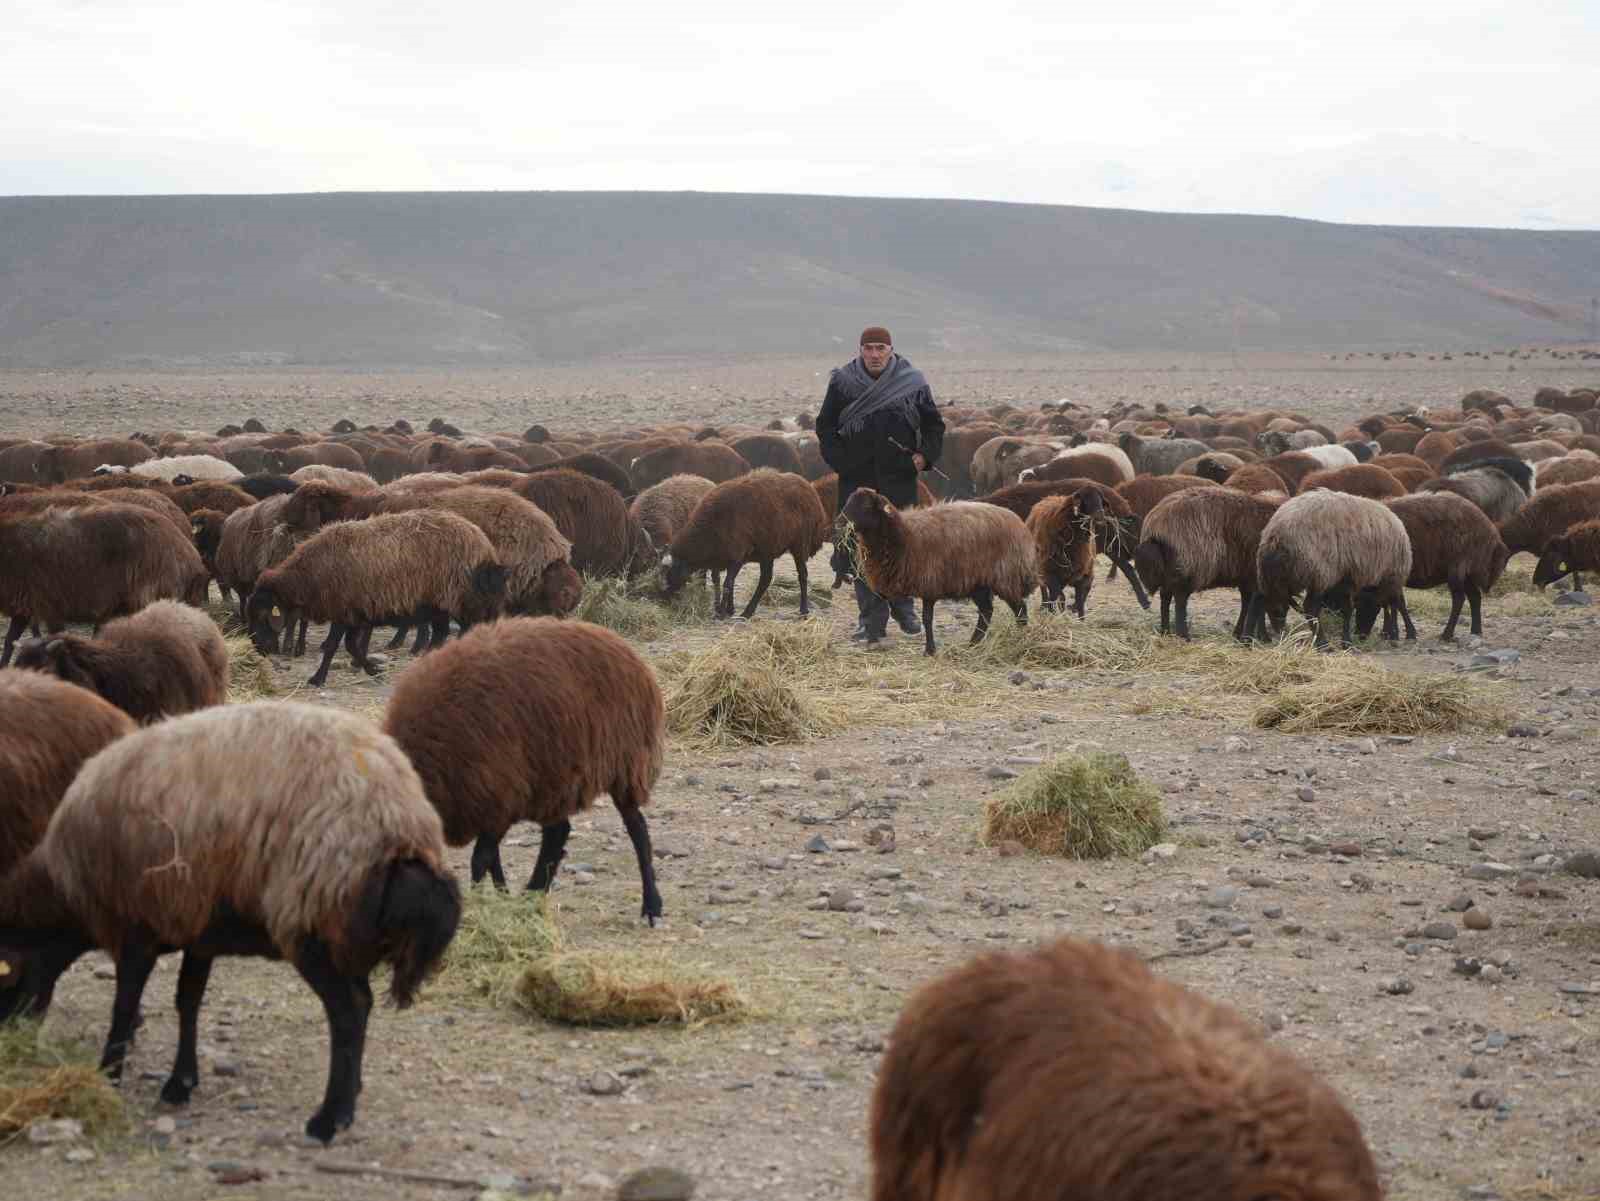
860;341;892;377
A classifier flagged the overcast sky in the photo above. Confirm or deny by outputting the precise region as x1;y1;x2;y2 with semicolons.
7;0;1599;227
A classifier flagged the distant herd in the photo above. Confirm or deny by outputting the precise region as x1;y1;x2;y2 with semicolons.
1;380;1598;1195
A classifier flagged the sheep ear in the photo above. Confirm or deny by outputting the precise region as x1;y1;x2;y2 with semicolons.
1079;488;1105;515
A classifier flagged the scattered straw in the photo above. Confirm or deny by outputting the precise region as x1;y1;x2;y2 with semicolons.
574;577;674;641
0;1021;124;1141
1252;658;1506;734
223;633;276;702
661;646;820;746
429;887;560;1007
982;751;1166;859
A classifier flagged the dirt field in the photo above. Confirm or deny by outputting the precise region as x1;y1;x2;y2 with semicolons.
2;355;1598;1201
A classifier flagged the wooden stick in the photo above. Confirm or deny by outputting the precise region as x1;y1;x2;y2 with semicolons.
1145;937;1230;963
311;1160;558;1193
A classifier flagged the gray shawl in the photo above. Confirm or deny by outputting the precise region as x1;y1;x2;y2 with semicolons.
831;354;930;438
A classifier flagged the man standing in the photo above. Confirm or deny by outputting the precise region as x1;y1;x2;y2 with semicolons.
816;326;945;645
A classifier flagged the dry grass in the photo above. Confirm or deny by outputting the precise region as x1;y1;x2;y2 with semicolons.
0;1021;124;1141
1252;657;1507;734
575;575;715;640
981;751;1166;859
223;633;276;702
428;887;559;1007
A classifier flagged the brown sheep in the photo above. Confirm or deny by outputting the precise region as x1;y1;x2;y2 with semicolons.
1298;463;1407;500
0;702;460;1142
868;936;1380;1201
248;510;509;687
631;442;751;493
528;452;636;497
38;438;154;483
1354;494;1509;641
1256;451;1325;492
936;424;1004;496
1536;455;1600;489
1372;452;1431;475
1534;518;1600;592
630;474;716;552
812;472;936;587
288;463;378;491
969;436;1059;493
1016;450;1129;488
14;600;229;723
0;504;209;666
1497;480;1600;562
0;440;52;484
980;479;1150;610
662;469;829;618
1027;490;1103;616
842;490;1036;656
169;479;257;515
1134;488;1285;640
279;441;368;473
1114;475;1219;522
514;469;653;577
0;670;134;875
729;433;804;475
1439;437;1519;474
384;618;665;921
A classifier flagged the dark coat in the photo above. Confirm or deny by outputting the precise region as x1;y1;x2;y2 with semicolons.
815;370;944;515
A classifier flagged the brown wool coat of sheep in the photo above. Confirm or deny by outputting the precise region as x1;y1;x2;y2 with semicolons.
1256;451;1324;492
1537;456;1600;488
1534;518;1600;587
215;493;304;596
383;617;666;918
1366;493;1509;640
630;442;751;493
288;464;379;491
528;452;636;497
169;480;257;516
1497;480;1600;557
0;670;134;874
1298;463;1408;500
514;468;653;576
1026;492;1100;616
13;600;229;724
629;474;716;552
1114;475;1220;522
1018;449;1129;488
729;433;805;476
38;438;155;483
1134;488;1284;640
868;936;1381;1201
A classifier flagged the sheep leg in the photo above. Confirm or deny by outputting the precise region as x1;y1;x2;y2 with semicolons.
740;559;775;619
307;623;347;688
1396;593;1418;640
426;612;451;651
352;625;381;675
526;820;571;895
1006;597;1028;627
719;562;743;619
793;553;811;617
350;975;373;1098
100;937;161;1082
1158;589;1171;635
969;587;995;646
160;952;214;1105
1071;581;1088;618
1467;586;1484;637
386;622;410;651
1114;553;1152;610
614;798;663;925
1441;588;1467;641
293;614;309;658
1175;589;1197;641
922;599;937;657
0;613;26;666
1341;598;1356;648
1232;589;1251;642
1572;571;1583;593
469;834;508;890
410;614;433;655
295;935;364;1144
1305;593;1329;650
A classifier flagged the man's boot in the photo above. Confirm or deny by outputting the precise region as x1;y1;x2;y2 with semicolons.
890;598;922;636
853;578;890;645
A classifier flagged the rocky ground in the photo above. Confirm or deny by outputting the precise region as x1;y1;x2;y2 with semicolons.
1;355;1598;1201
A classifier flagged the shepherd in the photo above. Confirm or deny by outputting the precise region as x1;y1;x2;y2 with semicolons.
817;326;946;646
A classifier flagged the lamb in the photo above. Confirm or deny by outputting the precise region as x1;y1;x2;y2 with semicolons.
1297;463;1407;500
867;935;1380;1201
1134;488;1286;641
630;442;751;492
514;468;654;577
248;509;509;687
12;600;229;723
1247;490;1414;648
1026;490;1103;616
0;702;461;1143
842;489;1037;656
1533;519;1600;592
1353;493;1509;641
0;504;209;666
0;670;134;875
1116;432;1212;476
384;618;666;922
661;469;830;618
129;454;243;483
1497;480;1600;563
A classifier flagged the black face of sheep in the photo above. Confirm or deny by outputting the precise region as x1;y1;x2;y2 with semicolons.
11;636;92;688
0;936;93;1021
459;564;511;627
246;588;288;655
1533;541;1577;590
331;419;357;434
534;561;584;617
242;418;268;434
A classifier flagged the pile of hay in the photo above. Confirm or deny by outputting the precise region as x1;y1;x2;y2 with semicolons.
951;611;1157;672
223;633;276;702
1253;659;1506;734
573;577;674;641
982;751;1166;859
429;887;560;1007
661;647;819;746
0;1021;124;1139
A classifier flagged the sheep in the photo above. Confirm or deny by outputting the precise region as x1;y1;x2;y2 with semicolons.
384;618;666;921
1297;463;1407;500
1247;490;1414;648
1255;427;1328;454
12;601;229;723
169;479;256;516
38;438;154;483
937;424;1005;496
812;472;936;587
0;702;461;1143
525;452;636;496
1203;460;1285;496
1500;481;1600;571
1175;451;1242;477
130;454;242;483
234;473;301;500
842;489;1037;656
868;935;1380;1201
280;441;367;473
514;468;653;577
248;510;509;687
729;433;805;475
979;479;1150;610
1440;438;1521;475
1534;454;1600;489
1116;432;1211;476
0;504;209;666
1017;449;1129;488
1026;490;1103;616
0;670;134;875
1134;488;1285;641
0;440;52;485
289;463;379;491
630;442;751;492
970;436;1060;493
1353;493;1509;641
1446;454;1534;495
1114;475;1219;523
1419;462;1531;524
661;469;830;618
1533;518;1600;592
630;474;716;552
212;493;311;636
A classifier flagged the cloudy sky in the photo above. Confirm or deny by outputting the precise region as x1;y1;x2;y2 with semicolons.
6;0;1598;227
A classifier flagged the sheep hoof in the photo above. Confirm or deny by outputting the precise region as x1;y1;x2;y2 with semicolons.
159;1076;195;1106
304;1103;353;1144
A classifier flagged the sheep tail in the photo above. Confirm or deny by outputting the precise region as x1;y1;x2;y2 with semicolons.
359;858;462;1008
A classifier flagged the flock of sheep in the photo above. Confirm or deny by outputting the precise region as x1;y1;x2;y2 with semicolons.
2;379;1599;1196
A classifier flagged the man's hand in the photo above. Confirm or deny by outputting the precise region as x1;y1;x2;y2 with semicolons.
912;453;927;471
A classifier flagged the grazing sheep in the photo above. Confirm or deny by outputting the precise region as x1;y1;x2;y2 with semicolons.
0;504;209;666
1439;438;1519;475
630;474;716;552
248;510;509;687
1134;488;1285;641
1533;518;1600;592
1256;427;1329;454
233;473;300;500
0;670;134;875
0;441;52;485
169;479;256;516
1298;463;1407;500
1114;475;1219;523
1248;490;1414;648
0;702;461;1143
729;433;805;475
1534;454;1600;489
1353;494;1509;641
13;601;229;723
630;442;751;493
842;489;1037;656
1205;460;1287;496
970;436;1060;494
1497;480;1600;563
384;618;666;921
39;438;154;483
1027;490;1103;616
868;935;1381;1201
1373;452;1432;475
812;472;936;587
662;469;829;618
130;454;242;483
289;464;379;491
1256;451;1328;492
1419;462;1531;524
1116;432;1211;476
527;453;636;496
514;468;653;577
1017;450;1129;489
979;479;1150;610
279;441;367;473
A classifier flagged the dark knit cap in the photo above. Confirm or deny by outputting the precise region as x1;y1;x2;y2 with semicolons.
859;326;892;346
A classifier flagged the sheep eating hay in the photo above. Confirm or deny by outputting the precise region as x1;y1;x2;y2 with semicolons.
869;935;1380;1201
0;702;461;1144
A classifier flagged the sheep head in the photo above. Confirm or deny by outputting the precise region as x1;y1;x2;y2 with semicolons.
537;561;584;617
1533;538;1574;589
245;585;287;655
11;635;94;691
841;487;891;534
